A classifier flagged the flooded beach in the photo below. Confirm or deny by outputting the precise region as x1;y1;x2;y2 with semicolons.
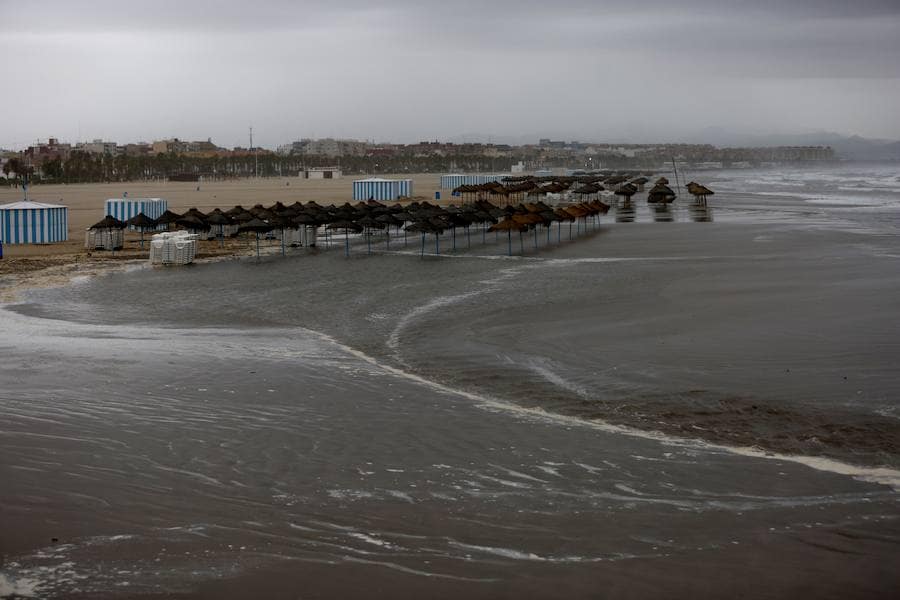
2;167;899;598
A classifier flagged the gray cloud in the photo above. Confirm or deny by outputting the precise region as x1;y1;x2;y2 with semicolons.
1;0;898;148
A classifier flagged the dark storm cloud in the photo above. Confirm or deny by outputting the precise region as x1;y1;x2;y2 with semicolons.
1;0;898;147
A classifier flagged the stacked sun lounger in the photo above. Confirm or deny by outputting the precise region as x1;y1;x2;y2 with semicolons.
149;231;199;265
84;228;124;250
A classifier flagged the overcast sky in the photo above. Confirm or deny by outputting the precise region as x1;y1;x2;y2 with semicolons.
1;0;898;149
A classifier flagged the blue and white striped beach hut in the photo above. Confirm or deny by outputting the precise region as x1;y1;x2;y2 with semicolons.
0;200;69;245
352;178;413;201
440;174;508;189
105;198;167;229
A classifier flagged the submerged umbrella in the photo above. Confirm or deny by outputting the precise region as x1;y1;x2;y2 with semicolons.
489;217;528;256
238;217;274;259
327;220;363;257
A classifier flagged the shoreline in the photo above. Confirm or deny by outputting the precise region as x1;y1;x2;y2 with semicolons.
2;234;898;490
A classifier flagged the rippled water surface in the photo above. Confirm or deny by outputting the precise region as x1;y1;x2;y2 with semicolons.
2;167;899;598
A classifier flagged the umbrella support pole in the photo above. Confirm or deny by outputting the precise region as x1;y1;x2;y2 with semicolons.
281;231;286;256
569;221;573;240
435;233;440;255
519;231;524;253
482;224;486;245
507;229;511;256
558;222;561;243
533;227;538;249
345;231;350;257
420;232;426;257
451;228;456;252
367;229;371;255
255;233;260;259
466;226;470;249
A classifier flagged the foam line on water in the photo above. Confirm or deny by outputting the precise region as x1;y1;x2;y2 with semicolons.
4;296;898;491
302;325;900;490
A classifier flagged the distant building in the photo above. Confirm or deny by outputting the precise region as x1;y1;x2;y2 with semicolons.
539;139;566;149
152;138;189;154
77;139;119;155
288;138;369;157
24;137;72;171
302;166;342;179
122;143;152;157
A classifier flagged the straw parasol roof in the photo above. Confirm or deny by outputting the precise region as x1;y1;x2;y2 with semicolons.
238;217;274;233
155;210;182;226
90;215;127;229
205;210;233;226
176;215;211;231
126;212;157;228
489;217;529;232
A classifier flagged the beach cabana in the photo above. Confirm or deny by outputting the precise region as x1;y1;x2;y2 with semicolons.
352;178;412;201
440;174;508;189
105;198;167;229
0;200;68;245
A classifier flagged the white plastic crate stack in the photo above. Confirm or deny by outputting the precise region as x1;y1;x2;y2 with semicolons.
149;231;199;265
84;228;124;250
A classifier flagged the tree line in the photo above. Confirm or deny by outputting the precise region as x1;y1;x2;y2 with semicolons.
1;152;538;185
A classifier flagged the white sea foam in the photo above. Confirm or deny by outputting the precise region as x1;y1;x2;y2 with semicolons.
302;326;900;490
0;574;41;598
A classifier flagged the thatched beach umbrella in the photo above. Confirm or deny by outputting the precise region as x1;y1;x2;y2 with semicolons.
175;214;210;234
205;210;234;247
126;212;157;249
155;210;181;230
327;220;363;257
648;183;677;204
356;215;385;254
238;217;274;259
89;215;126;229
489;216;528;256
87;215;126;252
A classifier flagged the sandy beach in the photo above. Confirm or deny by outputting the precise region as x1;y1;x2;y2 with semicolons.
0;174;442;258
